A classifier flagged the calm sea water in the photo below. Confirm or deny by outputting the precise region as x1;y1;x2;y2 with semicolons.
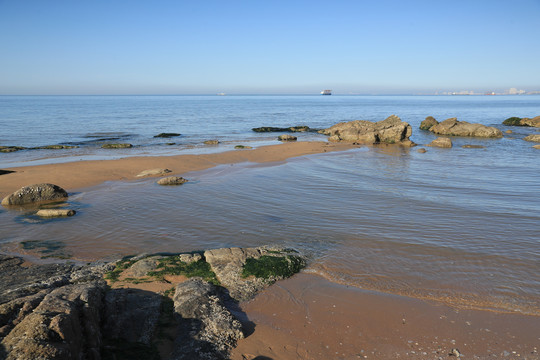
1;95;539;315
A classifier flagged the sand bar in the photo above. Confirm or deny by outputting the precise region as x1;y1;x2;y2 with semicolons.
0;141;354;198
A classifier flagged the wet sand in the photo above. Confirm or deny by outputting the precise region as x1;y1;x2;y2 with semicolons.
232;273;540;360
0;141;353;198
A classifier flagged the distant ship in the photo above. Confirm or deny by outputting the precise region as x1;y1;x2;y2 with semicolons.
217;92;226;96
320;89;332;95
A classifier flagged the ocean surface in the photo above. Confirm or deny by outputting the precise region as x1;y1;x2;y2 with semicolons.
1;95;539;315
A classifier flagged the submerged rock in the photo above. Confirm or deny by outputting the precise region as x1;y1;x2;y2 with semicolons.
0;146;26;153
101;143;133;149
204;139;220;145
136;168;172;177
37;145;79;149
157;176;188;186
36;209;76;217
417;148;427;153
428;117;502;138
427;137;452;148
1;183;68;206
461;144;485;149
234;145;252;149
278;134;297;141
321;115;415;146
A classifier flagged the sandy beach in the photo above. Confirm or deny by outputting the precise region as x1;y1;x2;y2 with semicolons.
2;141;539;359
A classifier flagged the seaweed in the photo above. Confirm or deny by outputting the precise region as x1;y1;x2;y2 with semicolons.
148;257;219;285
242;255;306;280
502;117;523;126
105;257;137;282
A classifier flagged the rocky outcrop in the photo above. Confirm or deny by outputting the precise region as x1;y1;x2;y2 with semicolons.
524;134;540;142
502;116;540;127
157;176;188;186
136;168;172;177
321;115;415;146
427;137;453;148
427;117;503;138
1;183;68;207
0;146;26;153
420;116;438;131
0;246;305;359
278;134;297;141
172;279;244;359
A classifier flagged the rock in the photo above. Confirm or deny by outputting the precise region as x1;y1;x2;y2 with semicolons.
505;130;513;134
172;278;244;360
0;146;25;153
461;145;485;149
524;134;540;142
101;143;133;149
103;288;162;345
36;209;76;217
429;118;503;138
204;140;220;145
157;176;188;185
420;116;438;131
0;170;15;175
136;168;172;177
252;125;310;133
1;183;68;206
427;137;452;148
417;148;427;153
278;134;297;141
234;145;252;149
178;253;202;264
126;256;164;277
37;145;79;149
450;348;462;357
154;133;181;138
321;115;415;146
503;116;540;127
533;145;540;149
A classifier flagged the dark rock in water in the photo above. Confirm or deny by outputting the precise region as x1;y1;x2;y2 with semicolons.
417;148;427;153
428;117;502;138
252;125;310;133
278;134;297;141
234;145;252;149
154;133;181;138
172;278;244;360
420;116;439;131
461;144;485;149
0;146;26;153
1;183;68;206
36;145;79;150
101;143;133;149
321;115;415;146
503;116;540;127
157;176;188;186
204;139;220;145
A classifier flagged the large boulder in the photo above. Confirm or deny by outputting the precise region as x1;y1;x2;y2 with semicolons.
1;183;68;206
420;116;438;131
428;118;503;138
321;115;415;146
503;116;540;127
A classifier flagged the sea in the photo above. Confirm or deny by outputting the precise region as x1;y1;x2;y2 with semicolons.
1;95;539;316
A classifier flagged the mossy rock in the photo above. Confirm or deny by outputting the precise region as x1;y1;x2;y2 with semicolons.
242;255;306;280
148;257;219;285
502;117;523;126
0;146;26;153
252;125;311;133
101;143;133;149
38;145;79;149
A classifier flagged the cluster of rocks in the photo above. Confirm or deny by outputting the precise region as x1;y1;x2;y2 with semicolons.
420;117;503;138
502;116;540;127
321;115;415;146
0;246;305;359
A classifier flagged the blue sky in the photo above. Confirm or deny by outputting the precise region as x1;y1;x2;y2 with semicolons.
1;0;539;95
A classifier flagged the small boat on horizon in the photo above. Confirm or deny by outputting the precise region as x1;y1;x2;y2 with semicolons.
217;92;226;96
320;89;332;95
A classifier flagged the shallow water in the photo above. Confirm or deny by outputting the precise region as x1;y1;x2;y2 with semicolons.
1;95;539;315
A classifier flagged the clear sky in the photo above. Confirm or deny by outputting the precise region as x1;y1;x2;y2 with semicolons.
1;0;539;95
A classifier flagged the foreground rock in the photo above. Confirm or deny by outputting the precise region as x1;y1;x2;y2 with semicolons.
0;246;305;359
502;116;540;127
137;168;172;177
524;134;540;142
36;209;76;217
321;115;415;146
157;176;188;186
427;137;453;148
426;117;503;138
1;183;68;207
